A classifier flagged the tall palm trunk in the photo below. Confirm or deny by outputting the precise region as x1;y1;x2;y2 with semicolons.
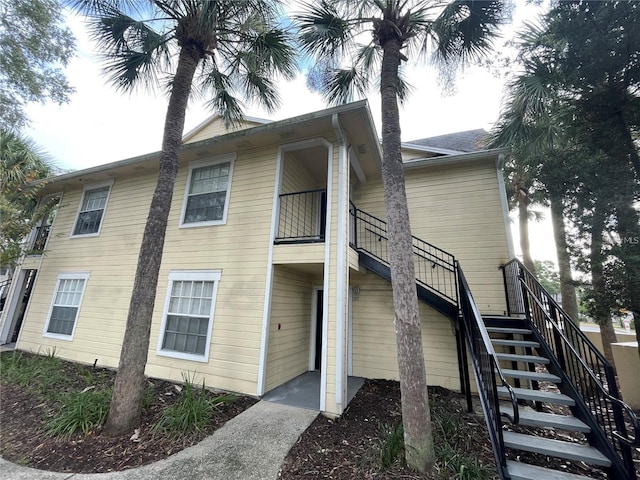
379;37;434;473
590;198;617;367
549;193;578;322
104;45;200;436
518;197;536;275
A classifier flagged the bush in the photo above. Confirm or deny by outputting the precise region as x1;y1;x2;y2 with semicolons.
153;374;235;437
377;422;405;469
45;388;111;437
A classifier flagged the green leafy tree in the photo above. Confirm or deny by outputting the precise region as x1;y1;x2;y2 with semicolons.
533;260;560;296
0;0;76;131
295;0;504;472
0;129;54;267
72;0;296;436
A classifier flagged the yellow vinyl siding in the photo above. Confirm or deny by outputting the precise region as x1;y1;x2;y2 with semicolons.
355;159;509;314
350;272;460;390
18;146;278;396
147;145;277;394
264;266;313;392
16;172;155;365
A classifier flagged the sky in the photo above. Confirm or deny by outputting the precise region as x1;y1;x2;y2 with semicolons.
22;2;556;262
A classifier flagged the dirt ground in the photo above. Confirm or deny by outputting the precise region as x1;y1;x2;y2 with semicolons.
1;352;637;478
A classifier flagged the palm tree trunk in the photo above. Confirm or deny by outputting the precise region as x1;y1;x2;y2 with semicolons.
104;45;200;436
380;37;434;473
517;197;536;275
549;193;578;323
590;199;617;367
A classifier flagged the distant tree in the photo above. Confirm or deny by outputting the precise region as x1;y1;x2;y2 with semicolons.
71;0;296;436
533;260;560;296
296;0;505;472
0;129;53;267
0;0;76;131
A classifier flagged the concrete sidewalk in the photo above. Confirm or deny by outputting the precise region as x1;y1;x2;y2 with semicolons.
0;401;318;480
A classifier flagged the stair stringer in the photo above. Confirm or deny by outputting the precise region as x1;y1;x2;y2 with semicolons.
357;251;458;320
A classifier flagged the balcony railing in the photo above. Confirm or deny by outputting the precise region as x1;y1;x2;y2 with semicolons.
275;189;326;244
30;225;51;254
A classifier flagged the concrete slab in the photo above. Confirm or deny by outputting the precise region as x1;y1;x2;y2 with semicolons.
0;401;318;480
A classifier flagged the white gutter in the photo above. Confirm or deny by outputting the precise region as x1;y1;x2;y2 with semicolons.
402;148;510;170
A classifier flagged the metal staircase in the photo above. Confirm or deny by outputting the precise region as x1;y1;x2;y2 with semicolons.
350;205;639;480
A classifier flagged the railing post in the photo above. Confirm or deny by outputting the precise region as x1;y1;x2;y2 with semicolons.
549;303;566;371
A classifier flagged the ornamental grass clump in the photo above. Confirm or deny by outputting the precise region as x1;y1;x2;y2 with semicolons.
153;373;235;437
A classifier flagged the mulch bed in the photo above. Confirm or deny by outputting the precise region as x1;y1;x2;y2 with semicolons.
0;351;257;473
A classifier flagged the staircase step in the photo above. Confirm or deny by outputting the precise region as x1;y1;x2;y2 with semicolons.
497;386;575;406
506;460;596;480
496;353;550;364
492;339;540;349
499;406;591;433
501;369;561;383
503;431;611;467
486;327;532;335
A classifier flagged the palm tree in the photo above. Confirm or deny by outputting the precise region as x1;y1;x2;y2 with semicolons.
295;1;504;472
71;0;296;436
0;129;53;267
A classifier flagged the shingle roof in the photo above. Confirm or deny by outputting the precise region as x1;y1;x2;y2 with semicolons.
408;128;489;153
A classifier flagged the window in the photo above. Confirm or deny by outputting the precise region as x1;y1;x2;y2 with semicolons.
44;273;89;339
72;181;113;236
157;270;221;361
181;155;234;227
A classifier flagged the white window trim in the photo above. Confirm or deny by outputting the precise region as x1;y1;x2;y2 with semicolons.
43;272;90;341
70;179;114;238
156;270;221;362
179;154;235;228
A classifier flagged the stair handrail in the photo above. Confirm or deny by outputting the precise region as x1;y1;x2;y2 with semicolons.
506;259;639;478
350;205;458;304
520;278;640;446
457;263;519;479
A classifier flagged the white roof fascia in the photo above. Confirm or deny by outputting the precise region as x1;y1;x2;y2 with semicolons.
401;142;463;156
402;148;510;170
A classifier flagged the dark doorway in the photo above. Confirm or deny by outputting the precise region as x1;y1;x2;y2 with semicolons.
11;270;37;343
314;289;323;370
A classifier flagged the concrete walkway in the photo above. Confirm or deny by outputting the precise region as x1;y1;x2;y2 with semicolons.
0;401;318;480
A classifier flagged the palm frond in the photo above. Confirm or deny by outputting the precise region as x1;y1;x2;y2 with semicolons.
431;0;504;65
322;67;369;106
201;67;244;127
295;1;358;61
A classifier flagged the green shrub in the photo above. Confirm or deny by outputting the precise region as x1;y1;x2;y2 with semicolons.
45;388;111;437
153;374;235;437
377;422;405;469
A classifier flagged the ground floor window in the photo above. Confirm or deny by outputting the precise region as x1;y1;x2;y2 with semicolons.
44;272;89;339
157;270;221;362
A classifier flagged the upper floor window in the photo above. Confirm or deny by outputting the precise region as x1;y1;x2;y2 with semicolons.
180;155;234;227
72;181;113;237
44;272;89;340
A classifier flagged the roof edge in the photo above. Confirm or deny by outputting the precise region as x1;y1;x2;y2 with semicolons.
32;100;374;187
403;147;510;170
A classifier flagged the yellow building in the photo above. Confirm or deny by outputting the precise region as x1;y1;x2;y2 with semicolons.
0;101;512;417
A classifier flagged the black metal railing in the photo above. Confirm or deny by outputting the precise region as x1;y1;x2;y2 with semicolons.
350;205;458;304
458;264;518;480
503;259;639;479
30;224;51;254
275;189;326;244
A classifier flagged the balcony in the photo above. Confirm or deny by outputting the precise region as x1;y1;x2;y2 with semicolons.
275;189;326;244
